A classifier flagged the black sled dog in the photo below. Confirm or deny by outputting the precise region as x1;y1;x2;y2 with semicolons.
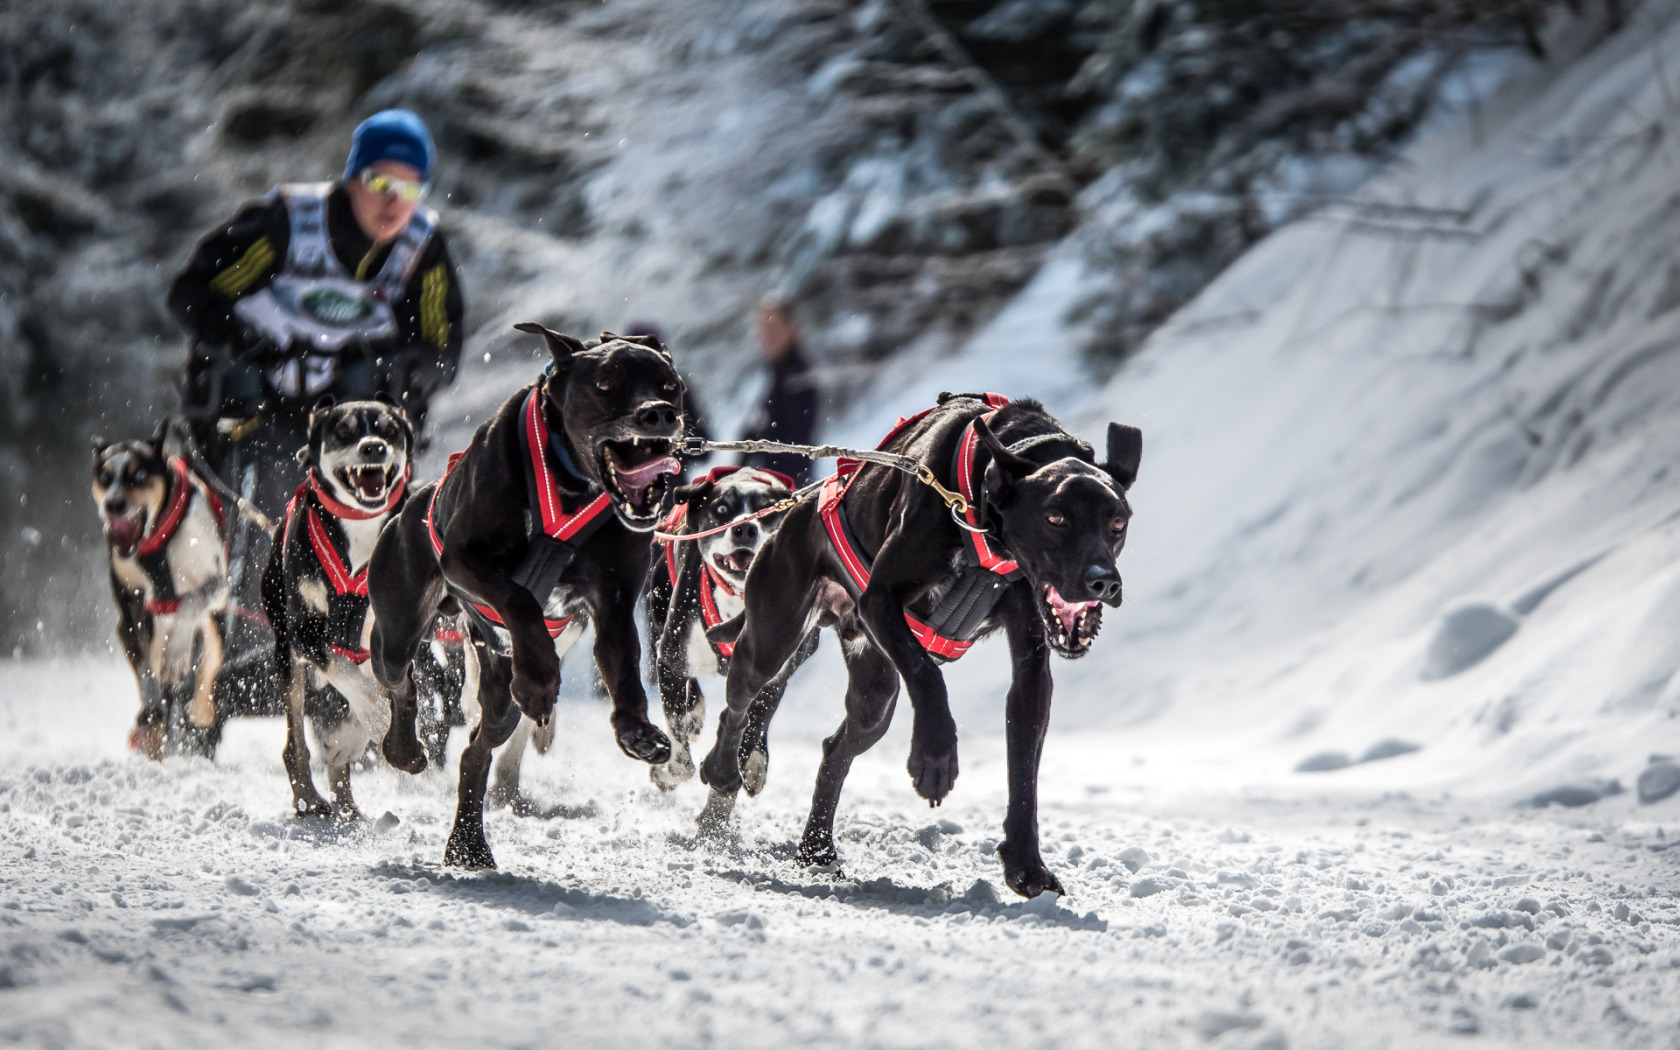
92;422;231;759
645;465;817;803
366;324;685;867
260;398;415;821
699;393;1140;898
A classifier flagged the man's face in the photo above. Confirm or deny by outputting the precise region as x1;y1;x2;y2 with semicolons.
346;160;424;244
757;306;795;362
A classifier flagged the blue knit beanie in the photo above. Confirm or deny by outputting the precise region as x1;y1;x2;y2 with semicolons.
343;110;435;181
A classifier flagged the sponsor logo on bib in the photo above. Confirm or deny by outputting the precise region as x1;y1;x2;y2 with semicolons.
302;288;374;326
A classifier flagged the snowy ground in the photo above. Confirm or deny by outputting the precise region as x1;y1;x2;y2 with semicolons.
2;657;1677;1050
11;6;1680;1049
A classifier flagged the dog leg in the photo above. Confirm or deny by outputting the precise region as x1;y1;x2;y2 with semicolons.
488;717;537;814
445;649;521;869
323;658;392;824
320;718;367;825
699;536;816;797
856;584;958;805
281;655;332;818
738;629;820;797
369;499;445;774
651;633;704;791
995;589;1062;899
187;613;221;729
590;593;670;765
797;625;898;868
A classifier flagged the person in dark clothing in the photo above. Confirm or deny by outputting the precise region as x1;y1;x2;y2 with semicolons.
167;110;465;678
740;297;818;485
170;108;464;496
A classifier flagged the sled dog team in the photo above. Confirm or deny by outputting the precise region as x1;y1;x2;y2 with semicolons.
93;325;1142;899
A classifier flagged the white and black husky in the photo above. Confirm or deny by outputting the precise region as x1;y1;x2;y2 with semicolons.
645;466;817;801
260;397;417;820
92;422;231;759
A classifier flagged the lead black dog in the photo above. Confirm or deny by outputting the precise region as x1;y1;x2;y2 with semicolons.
699;393;1140;898
366;324;685;868
645;466;818;807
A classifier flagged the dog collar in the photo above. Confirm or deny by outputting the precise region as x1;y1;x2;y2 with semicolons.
308;465;409;520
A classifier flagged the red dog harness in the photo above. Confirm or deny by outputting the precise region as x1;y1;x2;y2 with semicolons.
426;388;612;639
138;457;226;616
655;465;797;660
285;466;409;663
819;393;1022;662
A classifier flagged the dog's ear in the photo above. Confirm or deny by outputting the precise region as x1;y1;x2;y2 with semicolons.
673;477;716;508
393;405;415;453
975;417;1036;506
515;322;586;369
91;434;108;455
1103;423;1142;490
299;399;333;468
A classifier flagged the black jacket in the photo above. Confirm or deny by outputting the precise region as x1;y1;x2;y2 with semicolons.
741;343;819;484
169;184;464;419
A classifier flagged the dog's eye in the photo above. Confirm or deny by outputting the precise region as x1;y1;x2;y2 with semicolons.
98;470;113;487
663;380;678;393
1110;517;1128;532
712;502;729;518
132;469;148;484
1046;511;1065;527
596;379;614;393
338;425;354;441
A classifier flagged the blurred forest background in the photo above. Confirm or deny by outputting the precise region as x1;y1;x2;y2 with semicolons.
0;0;1607;652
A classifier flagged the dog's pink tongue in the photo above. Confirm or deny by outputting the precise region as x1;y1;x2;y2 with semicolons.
614;455;680;492
1046;586;1096;634
107;516;142;551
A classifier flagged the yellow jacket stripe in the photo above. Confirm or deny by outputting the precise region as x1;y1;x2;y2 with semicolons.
208;236;276;298
420;264;450;348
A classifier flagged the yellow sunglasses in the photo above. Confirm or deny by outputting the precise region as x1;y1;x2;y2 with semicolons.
359;169;430;202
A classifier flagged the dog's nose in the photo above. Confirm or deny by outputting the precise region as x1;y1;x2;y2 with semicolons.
360;438;388;459
635;401;679;431
730;522;758;543
1084;563;1122;603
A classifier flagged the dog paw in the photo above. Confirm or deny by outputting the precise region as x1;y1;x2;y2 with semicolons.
509;668;558;725
381;723;429;775
741;746;769;797
697;745;742;794
999;843;1064;900
443;828;497;870
650;754;695;792
291;795;333;820
488;789;541;817
613;719;671;764
906;742;959;804
796;839;840;870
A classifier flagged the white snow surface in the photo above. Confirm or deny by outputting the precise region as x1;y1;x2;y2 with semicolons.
8;6;1680;1049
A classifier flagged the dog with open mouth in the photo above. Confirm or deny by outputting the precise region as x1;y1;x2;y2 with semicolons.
645;465;819;811
698;392;1140;898
91;421;231;759
365;324;685;868
259;397;415;821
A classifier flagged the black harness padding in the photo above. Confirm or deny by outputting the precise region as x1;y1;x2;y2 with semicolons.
908;426;1024;646
509;389;614;604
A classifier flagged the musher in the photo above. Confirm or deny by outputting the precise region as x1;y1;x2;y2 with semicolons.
169;108;463;522
166;110;464;699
